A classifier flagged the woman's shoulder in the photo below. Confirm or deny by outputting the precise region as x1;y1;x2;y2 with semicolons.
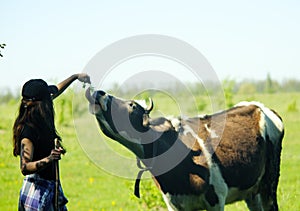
20;124;38;143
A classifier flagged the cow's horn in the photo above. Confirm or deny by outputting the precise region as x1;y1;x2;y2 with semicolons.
145;98;153;114
85;87;94;103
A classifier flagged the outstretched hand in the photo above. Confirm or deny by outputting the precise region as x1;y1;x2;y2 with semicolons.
77;73;91;84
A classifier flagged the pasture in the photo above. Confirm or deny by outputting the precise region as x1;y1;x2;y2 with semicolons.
1;90;299;210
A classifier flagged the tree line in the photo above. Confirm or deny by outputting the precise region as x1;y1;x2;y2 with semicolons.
1;74;300;104
109;74;300;97
186;74;300;96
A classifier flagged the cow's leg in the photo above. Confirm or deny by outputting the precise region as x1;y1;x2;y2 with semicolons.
260;194;278;211
245;194;263;211
259;140;281;211
205;184;226;211
263;139;281;211
257;167;279;210
259;186;279;211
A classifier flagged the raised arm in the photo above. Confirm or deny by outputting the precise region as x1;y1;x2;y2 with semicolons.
52;73;91;100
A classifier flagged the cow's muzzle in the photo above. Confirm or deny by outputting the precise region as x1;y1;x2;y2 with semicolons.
85;88;109;112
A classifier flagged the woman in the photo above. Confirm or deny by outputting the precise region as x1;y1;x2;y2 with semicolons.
13;73;90;211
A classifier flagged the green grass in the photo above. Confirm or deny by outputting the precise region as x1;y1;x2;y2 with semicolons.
1;92;300;210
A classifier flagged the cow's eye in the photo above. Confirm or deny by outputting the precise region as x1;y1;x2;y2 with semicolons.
129;102;136;109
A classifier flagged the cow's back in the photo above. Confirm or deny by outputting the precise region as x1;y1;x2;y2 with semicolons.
180;102;284;206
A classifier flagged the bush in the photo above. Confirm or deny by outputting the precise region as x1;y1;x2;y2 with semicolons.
287;100;298;112
126;178;166;210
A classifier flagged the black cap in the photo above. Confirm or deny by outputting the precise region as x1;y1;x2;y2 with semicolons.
22;79;58;101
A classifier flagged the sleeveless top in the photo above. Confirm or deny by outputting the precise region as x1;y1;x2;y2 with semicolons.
20;124;56;180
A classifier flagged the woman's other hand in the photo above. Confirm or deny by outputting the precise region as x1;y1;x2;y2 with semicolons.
48;148;64;161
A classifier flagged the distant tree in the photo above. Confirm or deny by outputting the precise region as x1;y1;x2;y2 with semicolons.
188;82;207;96
0;43;6;57
255;80;267;93
238;82;257;95
264;73;274;93
264;73;280;93
0;88;15;104
222;78;236;108
281;79;300;92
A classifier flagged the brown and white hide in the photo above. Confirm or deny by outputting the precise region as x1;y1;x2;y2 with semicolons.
86;89;284;211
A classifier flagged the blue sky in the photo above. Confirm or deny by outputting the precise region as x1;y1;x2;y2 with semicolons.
1;0;299;92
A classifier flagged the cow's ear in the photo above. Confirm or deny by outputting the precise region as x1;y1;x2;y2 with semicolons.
142;114;150;127
150;119;174;132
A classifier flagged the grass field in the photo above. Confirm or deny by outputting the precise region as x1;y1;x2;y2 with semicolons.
1;91;299;210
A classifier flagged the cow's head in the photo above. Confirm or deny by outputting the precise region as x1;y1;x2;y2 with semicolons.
85;88;154;157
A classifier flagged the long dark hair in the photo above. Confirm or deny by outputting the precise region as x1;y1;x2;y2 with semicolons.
13;98;61;156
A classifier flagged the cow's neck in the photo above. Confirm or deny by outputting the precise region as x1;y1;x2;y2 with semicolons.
139;128;210;195
118;136;145;158
140;129;179;169
114;128;160;159
132;128;180;197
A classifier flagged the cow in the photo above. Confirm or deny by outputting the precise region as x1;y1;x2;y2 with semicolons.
85;88;284;211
